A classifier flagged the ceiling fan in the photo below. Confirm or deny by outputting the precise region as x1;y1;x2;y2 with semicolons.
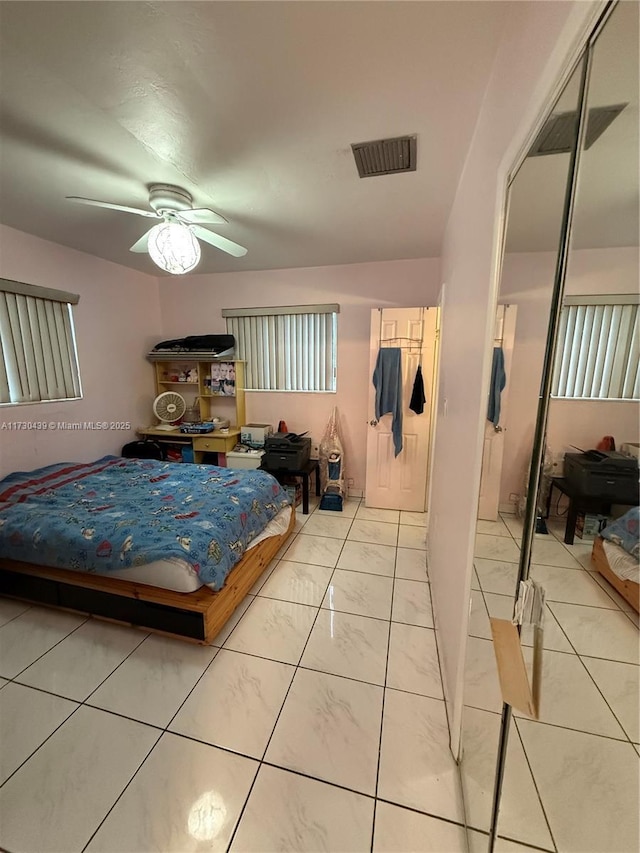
66;184;247;274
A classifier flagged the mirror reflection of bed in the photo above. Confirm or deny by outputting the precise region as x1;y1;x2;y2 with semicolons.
461;3;639;851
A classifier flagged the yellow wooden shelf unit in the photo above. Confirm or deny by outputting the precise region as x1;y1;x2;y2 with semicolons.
142;355;246;463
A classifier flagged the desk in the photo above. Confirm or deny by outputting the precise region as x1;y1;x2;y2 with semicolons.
546;477;634;545
137;427;241;464
260;458;320;514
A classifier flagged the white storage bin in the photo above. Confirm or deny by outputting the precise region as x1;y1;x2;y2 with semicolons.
226;450;265;470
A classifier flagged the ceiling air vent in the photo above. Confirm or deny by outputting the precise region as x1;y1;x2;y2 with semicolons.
351;135;417;178
529;103;627;157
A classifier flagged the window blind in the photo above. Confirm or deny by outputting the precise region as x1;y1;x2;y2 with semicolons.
552;302;639;399
224;306;338;392
0;284;81;405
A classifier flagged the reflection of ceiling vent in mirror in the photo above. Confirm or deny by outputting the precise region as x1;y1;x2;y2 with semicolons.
351;135;417;177
529;104;627;156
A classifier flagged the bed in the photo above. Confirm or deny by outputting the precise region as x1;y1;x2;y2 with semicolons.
0;456;295;642
591;507;639;614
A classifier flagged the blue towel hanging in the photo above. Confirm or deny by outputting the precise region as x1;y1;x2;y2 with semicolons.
487;347;506;426
372;347;403;456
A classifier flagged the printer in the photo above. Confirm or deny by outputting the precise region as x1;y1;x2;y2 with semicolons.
263;433;311;470
564;450;639;504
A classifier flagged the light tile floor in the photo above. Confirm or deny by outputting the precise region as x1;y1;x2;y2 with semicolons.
2;503;637;852
0;498;473;853
462;512;639;853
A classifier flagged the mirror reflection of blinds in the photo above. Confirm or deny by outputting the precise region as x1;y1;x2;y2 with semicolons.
0;290;81;404
552;302;639;399
225;310;337;392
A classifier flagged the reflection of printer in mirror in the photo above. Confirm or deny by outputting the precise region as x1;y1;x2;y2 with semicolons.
564;450;639;504
264;433;311;470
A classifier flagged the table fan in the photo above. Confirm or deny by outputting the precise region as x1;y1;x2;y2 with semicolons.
153;391;186;430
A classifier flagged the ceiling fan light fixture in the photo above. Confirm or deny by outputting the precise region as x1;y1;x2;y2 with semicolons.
147;221;201;275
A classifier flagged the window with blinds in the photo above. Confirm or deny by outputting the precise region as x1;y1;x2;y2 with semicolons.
551;297;639;400
0;279;82;405
223;304;338;392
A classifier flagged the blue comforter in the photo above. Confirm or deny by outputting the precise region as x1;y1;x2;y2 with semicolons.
0;456;291;590
601;506;639;560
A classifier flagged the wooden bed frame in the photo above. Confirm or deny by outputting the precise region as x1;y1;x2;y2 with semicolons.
591;535;639;614
0;508;295;644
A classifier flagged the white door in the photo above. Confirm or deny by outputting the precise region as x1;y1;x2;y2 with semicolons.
477;304;517;520
365;307;437;511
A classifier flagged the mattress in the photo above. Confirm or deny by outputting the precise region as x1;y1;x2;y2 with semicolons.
0;456;292;591
602;538;640;584
102;505;293;592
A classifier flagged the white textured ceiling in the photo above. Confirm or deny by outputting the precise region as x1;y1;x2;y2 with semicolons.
0;0;511;275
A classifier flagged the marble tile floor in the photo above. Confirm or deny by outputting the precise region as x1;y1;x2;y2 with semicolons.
463;511;639;853
0;497;480;853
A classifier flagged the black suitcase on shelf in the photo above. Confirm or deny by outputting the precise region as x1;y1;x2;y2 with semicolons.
151;335;235;355
121;439;165;461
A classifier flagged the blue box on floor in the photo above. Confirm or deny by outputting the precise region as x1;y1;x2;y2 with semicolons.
319;493;343;511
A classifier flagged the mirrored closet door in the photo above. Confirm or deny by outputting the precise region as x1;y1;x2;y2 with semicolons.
457;55;586;852
459;2;639;851
493;4;639;852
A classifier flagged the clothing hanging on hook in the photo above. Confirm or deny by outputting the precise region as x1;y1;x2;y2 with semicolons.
378;307;427;415
409;308;426;413
409;365;426;415
372;346;403;456
487;347;506;426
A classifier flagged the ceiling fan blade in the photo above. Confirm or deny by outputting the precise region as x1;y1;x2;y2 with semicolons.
192;225;248;257
129;227;155;253
178;208;228;225
66;197;159;218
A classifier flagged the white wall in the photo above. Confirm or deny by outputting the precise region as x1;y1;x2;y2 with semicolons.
500;246;639;507
0;225;162;478
426;0;600;752
157;258;441;491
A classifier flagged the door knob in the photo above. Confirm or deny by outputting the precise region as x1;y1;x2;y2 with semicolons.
369;419;378;426
494;425;503;433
